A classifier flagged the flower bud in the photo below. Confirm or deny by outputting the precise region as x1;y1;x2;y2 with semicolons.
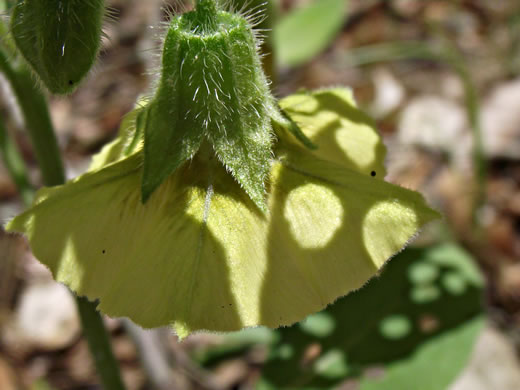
10;0;104;94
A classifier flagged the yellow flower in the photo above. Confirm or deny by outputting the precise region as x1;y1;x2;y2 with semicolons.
6;88;439;338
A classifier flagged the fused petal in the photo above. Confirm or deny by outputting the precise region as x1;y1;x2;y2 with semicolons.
6;87;439;338
6;148;437;338
278;88;387;177
89;106;146;170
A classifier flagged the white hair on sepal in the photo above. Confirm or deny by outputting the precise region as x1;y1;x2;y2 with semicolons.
240;2;269;27
218;0;234;13
69;1;109;93
138;1;182;98
2;5;34;50
252;29;267;48
162;0;190;22
83;3;124;93
143;0;199;92
103;5;119;24
244;10;268;30
219;0;270;31
138;0;273;115
98;3;119;55
228;0;264;18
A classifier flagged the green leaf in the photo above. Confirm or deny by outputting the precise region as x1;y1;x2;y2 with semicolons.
274;0;347;67
10;0;104;94
360;318;483;390
0;0;13;13
259;244;484;389
31;379;59;390
193;327;278;367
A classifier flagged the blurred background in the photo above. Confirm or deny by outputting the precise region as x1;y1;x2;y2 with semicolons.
1;0;520;389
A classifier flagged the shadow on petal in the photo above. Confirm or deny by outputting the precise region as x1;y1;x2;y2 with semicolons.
260;145;438;328
10;155;243;335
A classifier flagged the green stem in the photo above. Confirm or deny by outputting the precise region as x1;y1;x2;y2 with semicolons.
0;50;64;186
76;297;127;390
0;118;33;205
447;53;487;228
0;47;126;390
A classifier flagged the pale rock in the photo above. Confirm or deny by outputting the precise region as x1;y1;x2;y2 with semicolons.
449;325;520;390
397;95;472;171
440;73;465;101
482;78;520;159
15;282;80;350
370;68;405;118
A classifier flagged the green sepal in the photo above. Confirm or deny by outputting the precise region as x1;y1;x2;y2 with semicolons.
89;103;147;171
141;6;275;210
205;24;274;212
142;98;204;203
125;106;147;156
10;0;104;94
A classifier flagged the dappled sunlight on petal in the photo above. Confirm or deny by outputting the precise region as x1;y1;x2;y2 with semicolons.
5;87;440;337
363;200;421;267
284;183;343;249
279;88;387;177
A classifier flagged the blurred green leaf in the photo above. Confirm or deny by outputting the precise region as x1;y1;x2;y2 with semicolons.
31;379;58;390
314;349;349;379
0;0;8;14
359;316;482;390
299;312;336;338
258;244;484;389
273;0;347;67
193;327;278;367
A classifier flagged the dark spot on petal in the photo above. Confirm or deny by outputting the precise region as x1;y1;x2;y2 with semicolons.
229;303;232;306
102;250;106;254
371;171;376;177
221;305;225;309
